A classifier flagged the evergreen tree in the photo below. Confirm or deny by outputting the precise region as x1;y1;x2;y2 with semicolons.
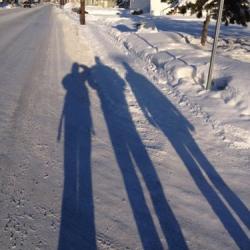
168;0;250;45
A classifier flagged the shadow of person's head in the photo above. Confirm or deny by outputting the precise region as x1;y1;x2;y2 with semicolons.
62;62;90;93
95;56;101;65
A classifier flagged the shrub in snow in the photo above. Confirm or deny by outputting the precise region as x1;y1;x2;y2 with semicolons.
136;20;158;33
131;9;143;15
117;0;129;8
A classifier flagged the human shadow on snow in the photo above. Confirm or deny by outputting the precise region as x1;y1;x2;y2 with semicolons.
122;61;249;250
57;59;249;250
57;63;96;250
87;57;188;250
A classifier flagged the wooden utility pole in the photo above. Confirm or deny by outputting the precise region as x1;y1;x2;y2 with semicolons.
80;0;85;25
60;0;65;8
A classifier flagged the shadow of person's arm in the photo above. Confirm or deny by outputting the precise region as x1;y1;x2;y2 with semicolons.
79;64;89;69
172;107;195;133
143;107;159;128
57;101;65;142
79;64;96;136
57;108;64;142
79;64;90;75
84;66;98;91
78;64;91;85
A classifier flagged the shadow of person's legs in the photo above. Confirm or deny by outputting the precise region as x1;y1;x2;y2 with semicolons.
123;61;249;249
173;143;249;250
127;130;189;250
110;131;164;249
187;141;250;230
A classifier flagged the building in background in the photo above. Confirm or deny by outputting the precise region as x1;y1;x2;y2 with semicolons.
129;0;149;12
85;0;116;8
150;0;170;15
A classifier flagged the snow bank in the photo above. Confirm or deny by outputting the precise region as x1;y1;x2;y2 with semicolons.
86;6;123;16
103;15;250;149
64;7;250;149
0;3;15;10
63;2;79;11
136;20;158;33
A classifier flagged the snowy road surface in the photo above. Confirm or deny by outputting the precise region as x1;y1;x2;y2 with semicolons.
0;5;249;250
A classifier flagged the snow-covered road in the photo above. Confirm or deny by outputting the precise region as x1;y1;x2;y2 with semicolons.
0;5;67;249
0;5;249;250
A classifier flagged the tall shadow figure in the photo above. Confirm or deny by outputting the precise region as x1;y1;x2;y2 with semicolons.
57;63;96;250
88;57;188;250
123;62;250;250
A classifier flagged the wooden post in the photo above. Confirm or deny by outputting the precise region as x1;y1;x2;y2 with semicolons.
201;14;211;46
80;0;85;25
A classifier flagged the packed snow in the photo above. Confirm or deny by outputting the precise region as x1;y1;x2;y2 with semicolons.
64;4;250;149
0;5;249;250
58;6;250;249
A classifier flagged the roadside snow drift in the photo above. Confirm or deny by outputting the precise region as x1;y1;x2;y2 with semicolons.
77;8;250;149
